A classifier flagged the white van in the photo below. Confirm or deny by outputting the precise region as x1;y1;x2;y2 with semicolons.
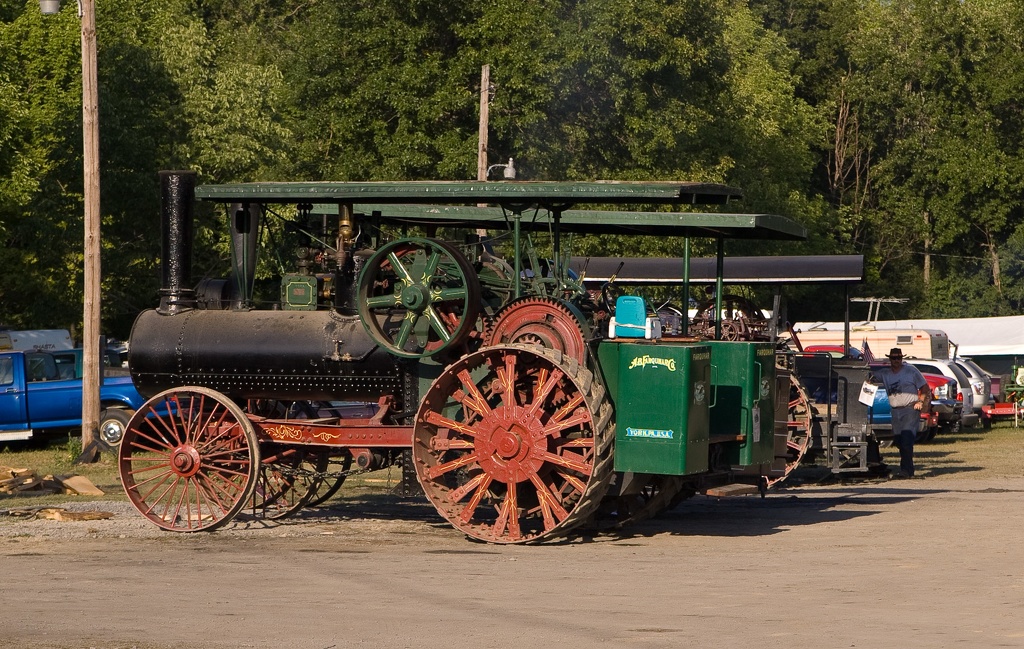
0;329;74;352
786;326;949;361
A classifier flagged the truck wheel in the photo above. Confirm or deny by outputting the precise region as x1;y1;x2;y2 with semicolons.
98;408;133;452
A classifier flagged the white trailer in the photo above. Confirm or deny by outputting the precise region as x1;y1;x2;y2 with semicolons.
0;329;74;352
785;326;950;361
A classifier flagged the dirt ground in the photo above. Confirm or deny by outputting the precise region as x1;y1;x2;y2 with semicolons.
2;469;1023;649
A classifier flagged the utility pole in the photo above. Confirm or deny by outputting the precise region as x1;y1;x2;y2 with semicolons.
39;1;101;462
476;64;490;244
477;64;489;184
79;0;101;462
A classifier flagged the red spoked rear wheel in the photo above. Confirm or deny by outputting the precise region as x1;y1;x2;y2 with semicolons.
246;446;328;520
118;387;260;532
413;345;614;544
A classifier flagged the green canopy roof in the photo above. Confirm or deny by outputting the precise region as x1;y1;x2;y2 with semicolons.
343;204;807;240
194;180;741;206
568;255;863;284
196;180;804;240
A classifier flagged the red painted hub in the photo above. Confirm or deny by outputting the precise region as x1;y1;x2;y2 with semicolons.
472;406;548;483
170;445;202;477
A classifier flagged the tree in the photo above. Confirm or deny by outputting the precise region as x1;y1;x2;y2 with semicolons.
0;1;296;337
843;0;1024;315
0;6;89;332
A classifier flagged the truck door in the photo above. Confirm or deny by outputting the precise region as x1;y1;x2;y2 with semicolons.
24;352;81;427
0;353;30;437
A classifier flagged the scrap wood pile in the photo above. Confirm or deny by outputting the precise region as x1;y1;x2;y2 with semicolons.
1;466;114;521
0;466;105;496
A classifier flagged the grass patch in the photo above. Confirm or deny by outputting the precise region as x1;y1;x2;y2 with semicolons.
0;438;407;512
883;421;1024;480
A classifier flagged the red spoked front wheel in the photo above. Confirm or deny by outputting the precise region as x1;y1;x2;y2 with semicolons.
413;345;614;544
118;387;260;532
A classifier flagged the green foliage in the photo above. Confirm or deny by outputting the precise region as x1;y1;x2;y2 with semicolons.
1;0;1024;330
59;434;83;468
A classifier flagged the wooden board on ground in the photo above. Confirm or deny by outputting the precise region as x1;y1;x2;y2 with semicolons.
35;508;114;522
704;483;761;497
56;475;105;496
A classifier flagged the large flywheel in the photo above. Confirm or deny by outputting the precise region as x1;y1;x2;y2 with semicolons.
483;297;589;364
413;344;614;543
357;238;482;358
118;387;260;532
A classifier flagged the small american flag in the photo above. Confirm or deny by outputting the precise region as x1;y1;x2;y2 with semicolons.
862;339;875;363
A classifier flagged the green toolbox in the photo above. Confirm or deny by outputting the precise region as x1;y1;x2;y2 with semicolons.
704;341;777;467
603;342;711;475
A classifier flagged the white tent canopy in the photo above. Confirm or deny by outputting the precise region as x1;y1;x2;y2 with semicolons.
792;316;1024;358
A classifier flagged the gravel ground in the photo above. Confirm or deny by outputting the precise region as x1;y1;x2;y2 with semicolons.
0;495;449;541
3;474;1024;649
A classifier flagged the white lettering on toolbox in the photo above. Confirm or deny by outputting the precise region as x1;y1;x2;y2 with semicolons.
625;428;675;439
627;355;677;371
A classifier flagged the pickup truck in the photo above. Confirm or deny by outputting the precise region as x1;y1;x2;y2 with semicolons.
0;350;145;449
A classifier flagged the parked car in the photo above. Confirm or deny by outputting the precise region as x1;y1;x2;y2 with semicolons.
865;374;950;442
799;346;938;440
921;373;962;438
903;358;980;428
49;347;130;380
868;380;933;442
802;345;864;360
951;357;994;426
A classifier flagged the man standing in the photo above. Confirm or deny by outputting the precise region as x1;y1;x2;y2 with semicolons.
876;347;929;478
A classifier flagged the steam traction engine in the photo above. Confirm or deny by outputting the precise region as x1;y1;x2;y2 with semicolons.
118;171;806;544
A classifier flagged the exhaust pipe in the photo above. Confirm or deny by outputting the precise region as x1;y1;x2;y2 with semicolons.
158;170;196;314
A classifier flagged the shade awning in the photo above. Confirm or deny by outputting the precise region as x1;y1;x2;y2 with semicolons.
340;204;807;240
568;255;864;284
195;180;742;206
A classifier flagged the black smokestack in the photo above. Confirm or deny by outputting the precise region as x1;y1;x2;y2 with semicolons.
158;170;197;314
